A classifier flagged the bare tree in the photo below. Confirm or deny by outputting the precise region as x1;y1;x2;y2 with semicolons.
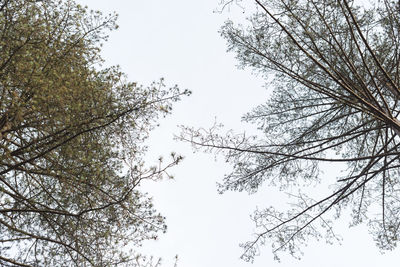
181;0;400;261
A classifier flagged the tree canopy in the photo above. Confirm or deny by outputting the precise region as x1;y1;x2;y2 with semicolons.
0;0;188;266
181;0;400;261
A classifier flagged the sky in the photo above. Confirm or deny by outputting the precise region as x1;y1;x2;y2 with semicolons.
77;1;399;266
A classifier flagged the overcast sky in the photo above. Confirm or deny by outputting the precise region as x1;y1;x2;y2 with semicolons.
77;1;398;266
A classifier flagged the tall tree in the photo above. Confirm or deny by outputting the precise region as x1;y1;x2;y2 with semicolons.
0;0;189;266
181;0;400;261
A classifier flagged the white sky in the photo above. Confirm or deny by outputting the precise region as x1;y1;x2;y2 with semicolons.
77;1;399;266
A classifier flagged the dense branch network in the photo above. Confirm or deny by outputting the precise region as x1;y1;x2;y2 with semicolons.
180;0;400;261
0;0;189;266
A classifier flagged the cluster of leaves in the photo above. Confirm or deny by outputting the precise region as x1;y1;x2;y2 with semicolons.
0;0;189;266
181;0;400;261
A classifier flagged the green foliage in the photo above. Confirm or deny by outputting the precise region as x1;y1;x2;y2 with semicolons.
0;0;189;266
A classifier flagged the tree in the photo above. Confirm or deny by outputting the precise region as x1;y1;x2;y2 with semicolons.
180;0;400;262
0;0;189;266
